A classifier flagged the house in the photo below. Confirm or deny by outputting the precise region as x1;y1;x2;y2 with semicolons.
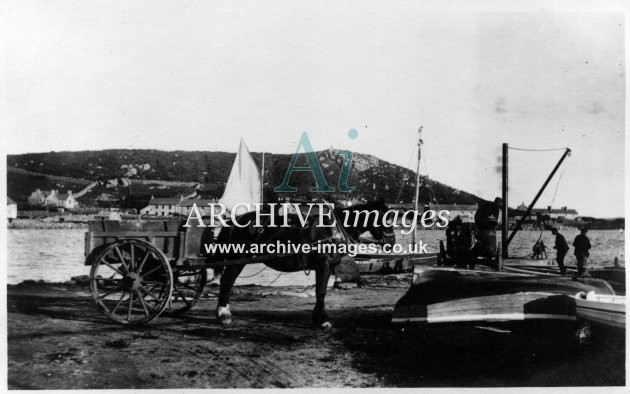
45;190;79;210
27;189;47;206
139;196;183;216
428;203;479;223
7;197;17;220
178;199;219;217
95;193;121;208
531;206;579;221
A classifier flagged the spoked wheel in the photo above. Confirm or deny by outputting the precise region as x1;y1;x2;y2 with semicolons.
89;239;173;325
163;268;208;316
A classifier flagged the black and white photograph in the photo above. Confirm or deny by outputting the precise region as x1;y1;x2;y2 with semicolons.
1;0;627;390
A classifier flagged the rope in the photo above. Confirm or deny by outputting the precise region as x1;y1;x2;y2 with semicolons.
422;153;440;204
266;271;284;286
508;147;569;152
395;149;417;203
239;266;268;278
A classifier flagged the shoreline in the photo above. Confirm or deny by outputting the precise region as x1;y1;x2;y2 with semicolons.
7;277;625;388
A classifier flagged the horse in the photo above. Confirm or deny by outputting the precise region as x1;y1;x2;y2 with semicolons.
210;198;394;330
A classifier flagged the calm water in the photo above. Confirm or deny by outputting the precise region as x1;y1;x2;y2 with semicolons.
7;228;625;285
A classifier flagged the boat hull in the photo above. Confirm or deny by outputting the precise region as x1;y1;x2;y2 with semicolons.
392;268;616;324
575;295;625;329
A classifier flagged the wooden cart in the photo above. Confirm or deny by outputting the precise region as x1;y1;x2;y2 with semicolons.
84;219;289;325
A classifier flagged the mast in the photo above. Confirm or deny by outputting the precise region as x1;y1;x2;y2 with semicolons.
413;125;423;246
260;152;265;204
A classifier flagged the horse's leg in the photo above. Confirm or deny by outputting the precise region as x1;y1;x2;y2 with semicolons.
313;255;333;330
216;264;245;325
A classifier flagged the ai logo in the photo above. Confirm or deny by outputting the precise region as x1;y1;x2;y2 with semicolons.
274;131;357;193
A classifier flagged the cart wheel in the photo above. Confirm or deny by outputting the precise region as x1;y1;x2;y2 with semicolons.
164;268;208;316
89;239;173;325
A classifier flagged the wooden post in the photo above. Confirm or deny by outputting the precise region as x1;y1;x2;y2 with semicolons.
501;143;508;259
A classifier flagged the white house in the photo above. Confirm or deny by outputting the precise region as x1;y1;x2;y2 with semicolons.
44;190;79;210
178;199;219;217
7;197;17;220
140;197;183;216
27;189;47;206
518;204;579;221
428;203;479;223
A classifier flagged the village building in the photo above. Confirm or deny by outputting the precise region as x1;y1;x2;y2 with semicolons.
139;196;183;216
44;190;79;210
27;189;47;206
515;202;579;221
7;197;17;220
178;199;219;217
428;203;479;223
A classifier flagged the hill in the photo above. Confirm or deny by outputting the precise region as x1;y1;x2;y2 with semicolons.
7;149;484;206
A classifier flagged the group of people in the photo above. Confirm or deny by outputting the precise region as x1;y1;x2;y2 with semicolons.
551;227;591;277
445;196;593;278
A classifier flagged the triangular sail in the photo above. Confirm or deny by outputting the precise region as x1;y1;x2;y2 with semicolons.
219;139;261;217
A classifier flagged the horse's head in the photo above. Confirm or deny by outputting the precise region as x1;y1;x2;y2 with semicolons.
340;197;395;246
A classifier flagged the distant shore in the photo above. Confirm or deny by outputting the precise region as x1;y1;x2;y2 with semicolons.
8;218;88;230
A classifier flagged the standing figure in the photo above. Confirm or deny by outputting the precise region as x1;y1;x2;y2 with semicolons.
532;238;547;259
474;197;502;231
472;197;502;263
573;228;592;278
550;227;569;275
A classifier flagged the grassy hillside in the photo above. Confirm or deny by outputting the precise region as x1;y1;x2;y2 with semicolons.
7;149;483;206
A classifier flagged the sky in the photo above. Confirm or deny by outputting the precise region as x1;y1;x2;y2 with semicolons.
3;0;626;217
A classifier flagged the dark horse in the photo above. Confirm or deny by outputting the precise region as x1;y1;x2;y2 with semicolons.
211;198;394;329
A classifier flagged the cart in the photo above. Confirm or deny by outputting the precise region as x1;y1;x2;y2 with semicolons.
84;219;295;325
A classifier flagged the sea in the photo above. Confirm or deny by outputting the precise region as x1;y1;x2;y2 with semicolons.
6;228;625;286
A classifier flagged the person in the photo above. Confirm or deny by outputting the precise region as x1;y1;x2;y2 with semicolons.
551;227;569;275
573;228;591;278
445;215;463;259
532;238;547;259
474;197;502;231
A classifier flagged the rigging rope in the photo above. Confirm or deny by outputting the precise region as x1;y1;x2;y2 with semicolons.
266;271;284;286
239;266;268;278
422;153;440;205
394;149;416;204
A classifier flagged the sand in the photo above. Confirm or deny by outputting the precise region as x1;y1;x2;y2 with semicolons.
6;276;625;389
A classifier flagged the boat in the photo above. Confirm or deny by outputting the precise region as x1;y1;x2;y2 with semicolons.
392;267;614;324
391;142;622;326
353;124;429;274
574;291;625;329
354;252;439;274
587;266;625;294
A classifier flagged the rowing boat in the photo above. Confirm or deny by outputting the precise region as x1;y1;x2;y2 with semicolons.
574;291;625;329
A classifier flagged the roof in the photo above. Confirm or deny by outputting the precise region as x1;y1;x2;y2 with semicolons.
7;197;16;205
532;208;579;215
146;198;182;206
429;204;478;211
179;199;217;207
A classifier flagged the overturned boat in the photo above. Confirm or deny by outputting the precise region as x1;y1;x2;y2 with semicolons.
392;267;614;324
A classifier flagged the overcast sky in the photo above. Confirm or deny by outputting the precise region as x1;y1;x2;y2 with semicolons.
3;1;626;217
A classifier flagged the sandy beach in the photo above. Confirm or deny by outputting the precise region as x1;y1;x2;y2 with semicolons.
7;276;625;389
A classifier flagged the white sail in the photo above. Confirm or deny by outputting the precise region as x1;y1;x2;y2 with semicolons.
219;139;261;217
